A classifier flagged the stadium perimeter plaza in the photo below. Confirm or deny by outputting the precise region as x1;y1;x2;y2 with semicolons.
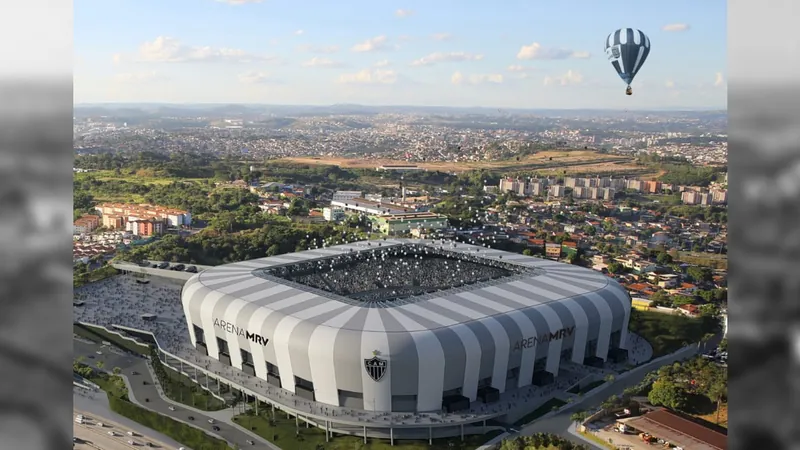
75;239;637;441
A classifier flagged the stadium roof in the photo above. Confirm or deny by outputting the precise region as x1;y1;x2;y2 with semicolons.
184;239;629;332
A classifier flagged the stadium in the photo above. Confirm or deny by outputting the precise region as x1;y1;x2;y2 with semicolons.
182;238;632;415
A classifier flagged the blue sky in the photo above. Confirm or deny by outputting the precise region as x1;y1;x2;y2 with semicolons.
74;0;726;109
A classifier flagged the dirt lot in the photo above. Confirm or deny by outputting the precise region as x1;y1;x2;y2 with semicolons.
279;151;653;176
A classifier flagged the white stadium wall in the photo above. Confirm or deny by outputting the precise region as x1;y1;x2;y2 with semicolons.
181;239;631;413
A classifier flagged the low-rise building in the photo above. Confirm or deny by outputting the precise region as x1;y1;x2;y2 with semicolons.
371;212;448;235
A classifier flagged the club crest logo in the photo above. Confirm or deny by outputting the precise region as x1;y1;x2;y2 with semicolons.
364;349;387;382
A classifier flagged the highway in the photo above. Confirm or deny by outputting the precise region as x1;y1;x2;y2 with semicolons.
74;339;274;450
74;410;179;450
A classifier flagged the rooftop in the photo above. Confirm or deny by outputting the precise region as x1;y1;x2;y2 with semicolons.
620;408;727;450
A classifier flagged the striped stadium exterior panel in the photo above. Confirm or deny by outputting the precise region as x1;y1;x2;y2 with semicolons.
181;239;632;413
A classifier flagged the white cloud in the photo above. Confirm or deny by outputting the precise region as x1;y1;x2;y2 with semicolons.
352;35;390;52
215;0;263;4
410;52;484;67
507;64;538;79
451;71;503;85
298;44;339;54
517;43;591;60
665;80;676;89
294;29;304;36
136;36;277;63
714;72;726;87
374;59;391;67
338;68;397;84
112;53;122;65
302;57;346;68
543;70;583;86
238;71;276;84
662;23;690;32
431;33;453;41
114;71;163;83
394;9;415;18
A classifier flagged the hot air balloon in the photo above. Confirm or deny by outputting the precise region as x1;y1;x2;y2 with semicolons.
605;28;651;95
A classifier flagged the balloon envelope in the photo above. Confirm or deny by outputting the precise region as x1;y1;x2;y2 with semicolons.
605;28;651;85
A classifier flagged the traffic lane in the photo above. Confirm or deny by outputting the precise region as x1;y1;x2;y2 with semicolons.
75;339;269;449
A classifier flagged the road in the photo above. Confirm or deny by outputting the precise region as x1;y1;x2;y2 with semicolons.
74;339;273;450
512;337;719;449
74;411;179;450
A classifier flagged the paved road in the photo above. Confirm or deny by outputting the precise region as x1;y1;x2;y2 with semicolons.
75;339;271;450
510;337;719;449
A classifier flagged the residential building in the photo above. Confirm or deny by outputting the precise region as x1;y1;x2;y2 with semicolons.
643;180;662;194
371;212;448;235
73;215;100;234
545;243;562;259
550;185;566;198
331;198;408;216
127;219;165;237
323;207;346;222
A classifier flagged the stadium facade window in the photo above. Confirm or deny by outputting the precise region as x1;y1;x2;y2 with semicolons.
477;377;492;388
193;324;205;344
506;367;519;380
294;376;313;390
534;357;546;372
266;361;280;377
560;347;573;361
216;337;229;355
240;349;254;365
610;331;622;349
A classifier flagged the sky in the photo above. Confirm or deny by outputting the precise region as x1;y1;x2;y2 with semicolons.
74;0;727;109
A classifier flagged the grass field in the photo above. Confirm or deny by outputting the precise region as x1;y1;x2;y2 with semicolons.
278;151;652;176
674;251;728;270
232;410;502;450
628;309;713;358
75;170;207;185
695;402;728;429
513;398;568;427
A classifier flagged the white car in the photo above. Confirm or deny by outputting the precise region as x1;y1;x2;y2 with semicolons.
168;406;176;411
108;431;117;436
207;418;215;424
96;351;103;355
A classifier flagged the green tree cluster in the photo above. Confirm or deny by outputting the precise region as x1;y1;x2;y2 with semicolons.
499;433;589;450
647;357;727;423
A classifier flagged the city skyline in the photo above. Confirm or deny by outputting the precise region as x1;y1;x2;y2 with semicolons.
75;0;727;109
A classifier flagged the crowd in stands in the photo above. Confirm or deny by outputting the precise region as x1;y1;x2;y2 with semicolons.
267;244;523;303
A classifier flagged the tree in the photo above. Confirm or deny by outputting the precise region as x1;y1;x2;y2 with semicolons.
656;252;673;265
113;366;122;375
570;411;588;427
607;262;624;274
522;249;533;256
95;361;105;370
583;225;597;236
687;266;713;283
648;380;688;410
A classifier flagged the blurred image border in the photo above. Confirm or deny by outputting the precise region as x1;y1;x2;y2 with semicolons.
727;1;800;448
0;1;74;448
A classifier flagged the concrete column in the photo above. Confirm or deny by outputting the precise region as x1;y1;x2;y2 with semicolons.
482;420;486;433
429;427;432;445
179;360;183;374
325;421;330;443
390;427;394;446
194;366;197;381
363;426;367;444
306;416;309;428
460;424;464;441
255;398;258;415
295;415;299;429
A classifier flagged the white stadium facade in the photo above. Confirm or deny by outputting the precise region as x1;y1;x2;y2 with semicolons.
181;239;632;416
